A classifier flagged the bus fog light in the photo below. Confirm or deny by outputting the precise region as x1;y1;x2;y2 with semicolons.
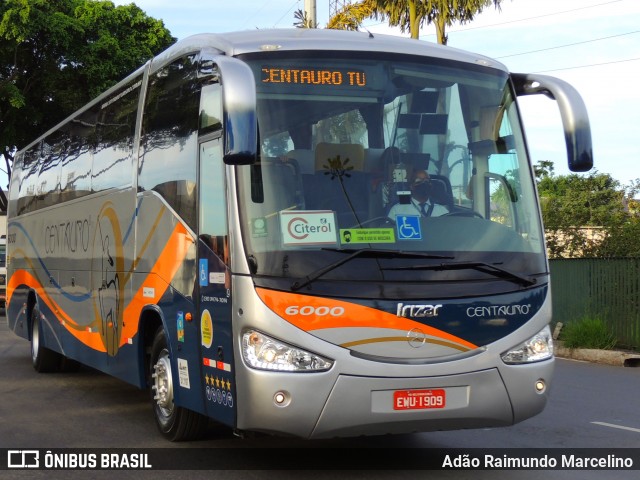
535;380;546;393
273;391;290;407
501;325;554;364
242;329;333;372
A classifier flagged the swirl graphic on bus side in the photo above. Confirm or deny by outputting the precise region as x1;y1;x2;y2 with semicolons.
91;203;125;356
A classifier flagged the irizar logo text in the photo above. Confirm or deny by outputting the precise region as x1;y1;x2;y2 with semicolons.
396;303;442;318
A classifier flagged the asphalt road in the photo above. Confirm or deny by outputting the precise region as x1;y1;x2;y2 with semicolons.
1;313;638;480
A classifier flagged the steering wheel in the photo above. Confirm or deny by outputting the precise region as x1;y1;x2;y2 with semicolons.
442;209;484;219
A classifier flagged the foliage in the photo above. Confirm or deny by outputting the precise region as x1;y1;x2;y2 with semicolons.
326;1;377;32
596;220;640;257
327;0;506;44
537;170;624;227
559;317;617;350
534;159;554;179
0;0;175;152
535;169;638;258
293;9;318;28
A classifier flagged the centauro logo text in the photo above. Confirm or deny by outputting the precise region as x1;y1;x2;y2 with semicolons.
466;304;531;317
396;303;442;318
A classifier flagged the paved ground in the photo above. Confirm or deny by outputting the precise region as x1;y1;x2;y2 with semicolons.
555;341;640;367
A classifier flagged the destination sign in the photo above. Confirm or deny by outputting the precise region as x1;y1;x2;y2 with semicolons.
261;67;367;87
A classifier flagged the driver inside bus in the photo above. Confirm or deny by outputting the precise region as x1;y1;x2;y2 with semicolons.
387;169;449;218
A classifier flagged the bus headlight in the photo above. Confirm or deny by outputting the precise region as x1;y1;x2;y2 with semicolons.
501;325;554;364
241;329;333;372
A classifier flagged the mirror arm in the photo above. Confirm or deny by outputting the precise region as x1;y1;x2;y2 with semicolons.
511;73;593;172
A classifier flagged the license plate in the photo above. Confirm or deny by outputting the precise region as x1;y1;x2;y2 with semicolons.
393;388;446;410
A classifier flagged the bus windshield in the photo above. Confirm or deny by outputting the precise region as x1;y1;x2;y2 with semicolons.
236;53;545;299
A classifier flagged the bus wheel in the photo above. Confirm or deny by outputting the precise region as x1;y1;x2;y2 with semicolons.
30;306;62;373
60;356;82;373
149;327;208;441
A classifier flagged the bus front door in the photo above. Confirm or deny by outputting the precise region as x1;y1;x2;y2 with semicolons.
197;137;236;426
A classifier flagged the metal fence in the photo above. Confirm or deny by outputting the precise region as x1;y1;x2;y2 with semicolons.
549;258;640;349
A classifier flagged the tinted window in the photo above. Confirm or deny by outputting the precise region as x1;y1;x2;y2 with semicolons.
38;132;64;209
16;146;41;215
92;78;141;193
59;110;95;203
139;54;200;229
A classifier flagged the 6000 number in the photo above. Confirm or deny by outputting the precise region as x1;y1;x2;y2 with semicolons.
284;306;345;316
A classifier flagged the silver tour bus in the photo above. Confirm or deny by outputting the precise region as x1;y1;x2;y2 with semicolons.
6;29;592;440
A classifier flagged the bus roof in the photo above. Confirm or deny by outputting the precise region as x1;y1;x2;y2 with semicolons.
17;28;509;155
151;28;507;74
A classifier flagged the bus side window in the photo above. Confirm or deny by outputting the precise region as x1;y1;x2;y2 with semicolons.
38;133;63;209
139;53;200;230
199;138;228;264
92;77;141;193
16;147;40;216
60;110;96;203
199;83;223;134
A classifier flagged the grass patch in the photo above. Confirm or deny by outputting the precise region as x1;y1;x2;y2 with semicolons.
560;317;617;350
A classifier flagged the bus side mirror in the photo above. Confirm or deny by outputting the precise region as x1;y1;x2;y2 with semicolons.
201;54;258;165
511;73;593;172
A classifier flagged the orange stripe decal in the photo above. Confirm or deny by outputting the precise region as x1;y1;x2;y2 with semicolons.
122;222;193;345
8;221;193;353
8;269;107;352
256;288;477;350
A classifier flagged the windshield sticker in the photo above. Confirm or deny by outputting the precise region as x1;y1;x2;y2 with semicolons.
280;210;338;246
251;217;268;238
340;228;395;244
395;215;422;240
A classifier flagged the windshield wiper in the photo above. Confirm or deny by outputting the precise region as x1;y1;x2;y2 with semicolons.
290;248;454;292
382;260;537;287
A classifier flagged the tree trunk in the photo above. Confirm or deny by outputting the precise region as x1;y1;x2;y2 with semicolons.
409;1;419;39
436;16;447;45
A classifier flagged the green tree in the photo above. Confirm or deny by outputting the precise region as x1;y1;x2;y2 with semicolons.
536;171;636;258
0;0;175;154
596;220;640;257
327;0;506;44
534;159;554;180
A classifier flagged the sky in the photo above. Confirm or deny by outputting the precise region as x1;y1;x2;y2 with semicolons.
6;0;639;190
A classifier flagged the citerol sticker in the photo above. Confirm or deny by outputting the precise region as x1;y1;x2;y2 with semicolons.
280;210;338;246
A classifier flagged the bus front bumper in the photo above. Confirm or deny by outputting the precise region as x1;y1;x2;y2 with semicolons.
235;360;553;439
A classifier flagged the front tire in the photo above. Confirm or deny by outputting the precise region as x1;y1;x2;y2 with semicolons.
149;327;208;441
31;306;62;373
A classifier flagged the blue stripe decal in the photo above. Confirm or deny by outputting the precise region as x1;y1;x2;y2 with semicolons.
122;196;142;244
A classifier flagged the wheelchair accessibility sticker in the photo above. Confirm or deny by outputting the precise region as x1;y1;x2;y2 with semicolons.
396;215;422;240
199;259;209;286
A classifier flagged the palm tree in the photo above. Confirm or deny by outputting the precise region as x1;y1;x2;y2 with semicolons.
326;1;377;31
327;0;506;45
293;9;318;28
